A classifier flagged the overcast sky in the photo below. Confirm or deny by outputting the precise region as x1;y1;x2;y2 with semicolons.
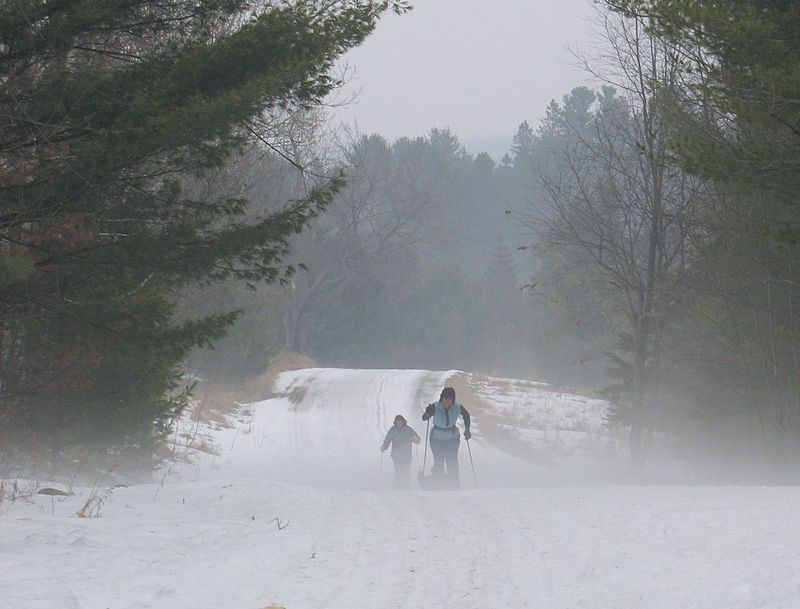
331;0;597;156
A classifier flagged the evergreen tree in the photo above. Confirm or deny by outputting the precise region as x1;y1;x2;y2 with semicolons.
0;1;403;458
510;121;535;169
603;0;800;455
606;0;800;199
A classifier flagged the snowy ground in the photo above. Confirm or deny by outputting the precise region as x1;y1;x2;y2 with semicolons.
2;368;800;609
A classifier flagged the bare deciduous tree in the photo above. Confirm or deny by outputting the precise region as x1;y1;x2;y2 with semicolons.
526;10;706;463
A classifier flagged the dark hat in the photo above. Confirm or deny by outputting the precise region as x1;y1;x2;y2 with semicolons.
440;387;456;401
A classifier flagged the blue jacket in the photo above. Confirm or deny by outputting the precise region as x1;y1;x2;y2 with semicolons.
381;425;421;456
425;401;471;441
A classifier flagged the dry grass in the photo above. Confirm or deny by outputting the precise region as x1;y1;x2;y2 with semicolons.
190;350;317;422
166;351;318;463
0;479;38;505
243;350;317;402
75;467;124;518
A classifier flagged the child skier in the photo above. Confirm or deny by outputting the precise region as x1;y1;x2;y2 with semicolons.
380;414;421;489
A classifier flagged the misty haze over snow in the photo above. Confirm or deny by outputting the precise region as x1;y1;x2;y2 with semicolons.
3;369;800;609
4;1;800;608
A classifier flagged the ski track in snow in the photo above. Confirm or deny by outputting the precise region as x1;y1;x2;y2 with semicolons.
2;368;800;609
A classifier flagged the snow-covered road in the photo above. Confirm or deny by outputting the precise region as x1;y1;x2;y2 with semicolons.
2;368;799;609
187;368;603;488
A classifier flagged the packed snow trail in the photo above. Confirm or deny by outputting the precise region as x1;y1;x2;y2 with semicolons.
4;480;800;609
3;367;800;609
188;368;594;489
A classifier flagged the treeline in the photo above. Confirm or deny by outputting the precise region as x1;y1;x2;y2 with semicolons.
4;0;799;472
522;2;800;468
189;0;800;470
184;127;541;381
0;0;408;468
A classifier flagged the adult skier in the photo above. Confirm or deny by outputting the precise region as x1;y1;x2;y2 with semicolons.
380;414;422;489
422;387;471;488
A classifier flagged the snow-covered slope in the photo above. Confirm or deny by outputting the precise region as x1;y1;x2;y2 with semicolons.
180;368;624;488
181;368;455;488
2;367;799;609
5;479;800;609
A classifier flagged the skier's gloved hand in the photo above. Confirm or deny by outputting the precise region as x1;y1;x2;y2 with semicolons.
422;403;435;420
464;429;471;440
380;446;387;452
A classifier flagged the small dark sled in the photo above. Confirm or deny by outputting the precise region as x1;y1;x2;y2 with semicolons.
417;471;459;490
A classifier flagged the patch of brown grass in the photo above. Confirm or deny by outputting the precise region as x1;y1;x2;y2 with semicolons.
241;350;317;403
189;350;317;421
286;386;308;408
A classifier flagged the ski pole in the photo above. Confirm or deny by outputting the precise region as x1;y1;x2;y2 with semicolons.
466;437;477;488
421;416;430;474
379;450;384;479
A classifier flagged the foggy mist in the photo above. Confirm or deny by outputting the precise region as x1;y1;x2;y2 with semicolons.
3;0;800;608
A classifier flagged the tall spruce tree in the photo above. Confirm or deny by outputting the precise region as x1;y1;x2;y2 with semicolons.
605;0;800;199
0;1;405;459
